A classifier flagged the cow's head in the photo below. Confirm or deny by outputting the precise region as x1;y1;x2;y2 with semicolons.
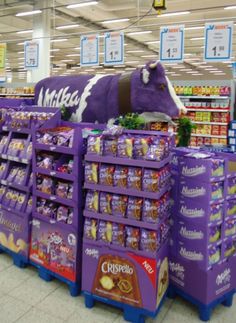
131;61;186;117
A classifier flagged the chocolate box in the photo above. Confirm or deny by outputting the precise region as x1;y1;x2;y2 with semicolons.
82;240;169;312
0;208;30;258
30;218;79;282
169;253;235;304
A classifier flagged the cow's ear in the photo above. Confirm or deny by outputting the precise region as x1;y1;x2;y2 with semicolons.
149;60;160;69
141;68;150;84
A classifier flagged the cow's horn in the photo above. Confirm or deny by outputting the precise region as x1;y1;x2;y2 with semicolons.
149;60;159;69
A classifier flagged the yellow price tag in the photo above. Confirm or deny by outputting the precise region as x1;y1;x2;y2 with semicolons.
153;0;166;9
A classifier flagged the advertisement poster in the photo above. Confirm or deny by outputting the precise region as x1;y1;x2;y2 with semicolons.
104;32;124;65
160;25;184;63
24;41;39;69
81;34;99;66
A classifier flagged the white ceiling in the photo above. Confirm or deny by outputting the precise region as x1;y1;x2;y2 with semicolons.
0;0;236;82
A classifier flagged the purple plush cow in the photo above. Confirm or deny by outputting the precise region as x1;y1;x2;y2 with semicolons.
35;61;186;123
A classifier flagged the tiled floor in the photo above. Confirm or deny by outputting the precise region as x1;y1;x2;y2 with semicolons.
0;253;236;323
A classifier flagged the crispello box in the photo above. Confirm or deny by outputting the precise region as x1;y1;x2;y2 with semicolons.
82;240;169;312
169;253;236;304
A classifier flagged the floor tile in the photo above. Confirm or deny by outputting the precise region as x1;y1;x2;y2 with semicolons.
0;253;14;272
9;275;60;306
0;295;31;323
0;267;29;294
16;307;64;323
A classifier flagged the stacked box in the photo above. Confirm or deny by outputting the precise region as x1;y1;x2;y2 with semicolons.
170;150;236;304
228;121;236;152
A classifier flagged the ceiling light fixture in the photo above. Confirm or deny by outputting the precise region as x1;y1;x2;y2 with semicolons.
56;24;79;30
102;18;129;24
125;60;139;64
127;50;145;53
146;40;160;45
17;42;24;45
127;31;152;36
16;30;33;34
141;55;158;58
224;6;236;10
50;49;60;52
66;54;80;57
158;11;190;17
190;37;205;41
51;39;68;43
67;1;98;9
185;26;204;31
16;10;42;17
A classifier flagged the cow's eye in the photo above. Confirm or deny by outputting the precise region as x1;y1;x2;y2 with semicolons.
159;84;166;90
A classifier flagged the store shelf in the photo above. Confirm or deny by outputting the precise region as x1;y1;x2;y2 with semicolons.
192;121;228;125
34;143;75;155
84;154;171;169
0;93;34;97
186;109;230;112
34;190;76;208
0;179;31;192
191;134;227;138
33;212;72;231
84;182;170;200
0;153;30;164
178;95;230;100
35;167;75;181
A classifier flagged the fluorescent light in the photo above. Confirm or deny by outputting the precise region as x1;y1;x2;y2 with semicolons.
185;26;204;31
16;10;42;17
180;69;192;71
66;54;80;57
17;29;33;34
67;1;98;9
141;55;158;58
146;41;160;45
172;66;184;69
50;55;54;58
56;24;79;30
51;39;68;43
50;49;60;52
125;60;139;64
184;53;193;56
158;11;190;17
61;59;74;62
191;37;205;41
75;47;81;50
17;51;24;54
102;18;129;24
224;6;236;10
17;42;24;45
125;67;136;70
18;57;24;60
127;31;152;36
127;50;145;53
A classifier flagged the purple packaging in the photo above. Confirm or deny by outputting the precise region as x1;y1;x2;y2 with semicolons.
0;135;8;154
0;161;7;179
9;190;19;208
142;199;162;224
133;136;150;160
179;179;224;203
127;197;143;221
26;196;32;214
142;169;161;193
102;137;117;157
127;167;142;191
15;193;26;211
7;166;19;182
224;219;236;237
224;238;236;258
228;177;236;196
112;194;128;217
126;226;140;250
112;223;125;246
99;192;112;215
85;162;99;184
36;198;47;214
140;229;160;253
84;218;98;240
160;218;170;243
117;135;133;158
113;166;128;188
85;190;99;212
226;199;236;218
99;164;115;186
56;181;69;199
146;137;166;162
87;135;101;155
179;153;225;182
98;221;112;244
14;168;26;185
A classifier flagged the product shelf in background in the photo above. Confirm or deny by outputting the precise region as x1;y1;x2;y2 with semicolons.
34;190;77;208
186;108;230;113
35;167;76;181
0;153;30;164
178;95;230;100
192;122;228;126
191;134;227;139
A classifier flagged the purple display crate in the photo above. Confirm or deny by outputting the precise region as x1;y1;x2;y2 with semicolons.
169;253;236;304
82;240;169;312
0;207;31;257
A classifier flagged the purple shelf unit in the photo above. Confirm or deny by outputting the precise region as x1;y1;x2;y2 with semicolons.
0;107;61;260
82;129;173;314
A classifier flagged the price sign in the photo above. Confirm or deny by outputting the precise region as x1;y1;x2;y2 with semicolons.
80;34;99;66
0;43;6;69
104;32;124;65
24;41;39;69
232;62;236;79
204;22;233;61
160;25;184;63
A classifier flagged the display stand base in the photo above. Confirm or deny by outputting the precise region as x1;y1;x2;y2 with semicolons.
30;260;80;297
0;244;28;268
168;285;235;322
83;290;168;323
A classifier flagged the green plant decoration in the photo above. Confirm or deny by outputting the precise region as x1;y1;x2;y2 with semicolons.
115;113;145;130
177;117;196;147
60;104;71;121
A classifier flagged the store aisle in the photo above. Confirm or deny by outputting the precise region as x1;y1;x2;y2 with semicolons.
0;253;235;323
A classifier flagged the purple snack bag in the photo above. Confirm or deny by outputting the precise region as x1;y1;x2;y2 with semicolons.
224;239;236;258
117;135;133;158
226;199;236;217
36;198;47;214
26;196;33;214
102;137;117;157
211;182;223;200
112;194;128;217
0;162;7;179
133;136;151;160
57;206;69;223
98;221;112;244
228;177;236;195
126;226;140;250
113;166;128;188
112;223;125;246
0;185;6;202
7;167;19;182
146;137;165;161
43;202;57;219
126;197;143;221
143;169;161;193
209;245;221;266
84;218;98;240
56;181;69;199
15;193;26;211
142;199;162;224
99;192;112;214
85;190;99;212
127;167;142;191
209;225;221;243
99;164;115;186
225;219;236;237
9;190;18;208
85;162;99;184
14;168;26;185
87;136;101;155
210;203;223;222
140;229;160;253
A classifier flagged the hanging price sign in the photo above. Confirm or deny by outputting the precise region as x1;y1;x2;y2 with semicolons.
204;22;233;62
0;43;6;69
232;62;236;79
104;32;124;65
24;41;39;69
160;25;184;63
80;34;99;66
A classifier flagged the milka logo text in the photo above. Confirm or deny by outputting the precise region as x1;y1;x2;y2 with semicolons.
181;186;206;197
169;261;185;280
182;165;206;177
180;205;205;218
180;226;204;240
37;87;81;107
216;268;231;286
85;248;99;259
